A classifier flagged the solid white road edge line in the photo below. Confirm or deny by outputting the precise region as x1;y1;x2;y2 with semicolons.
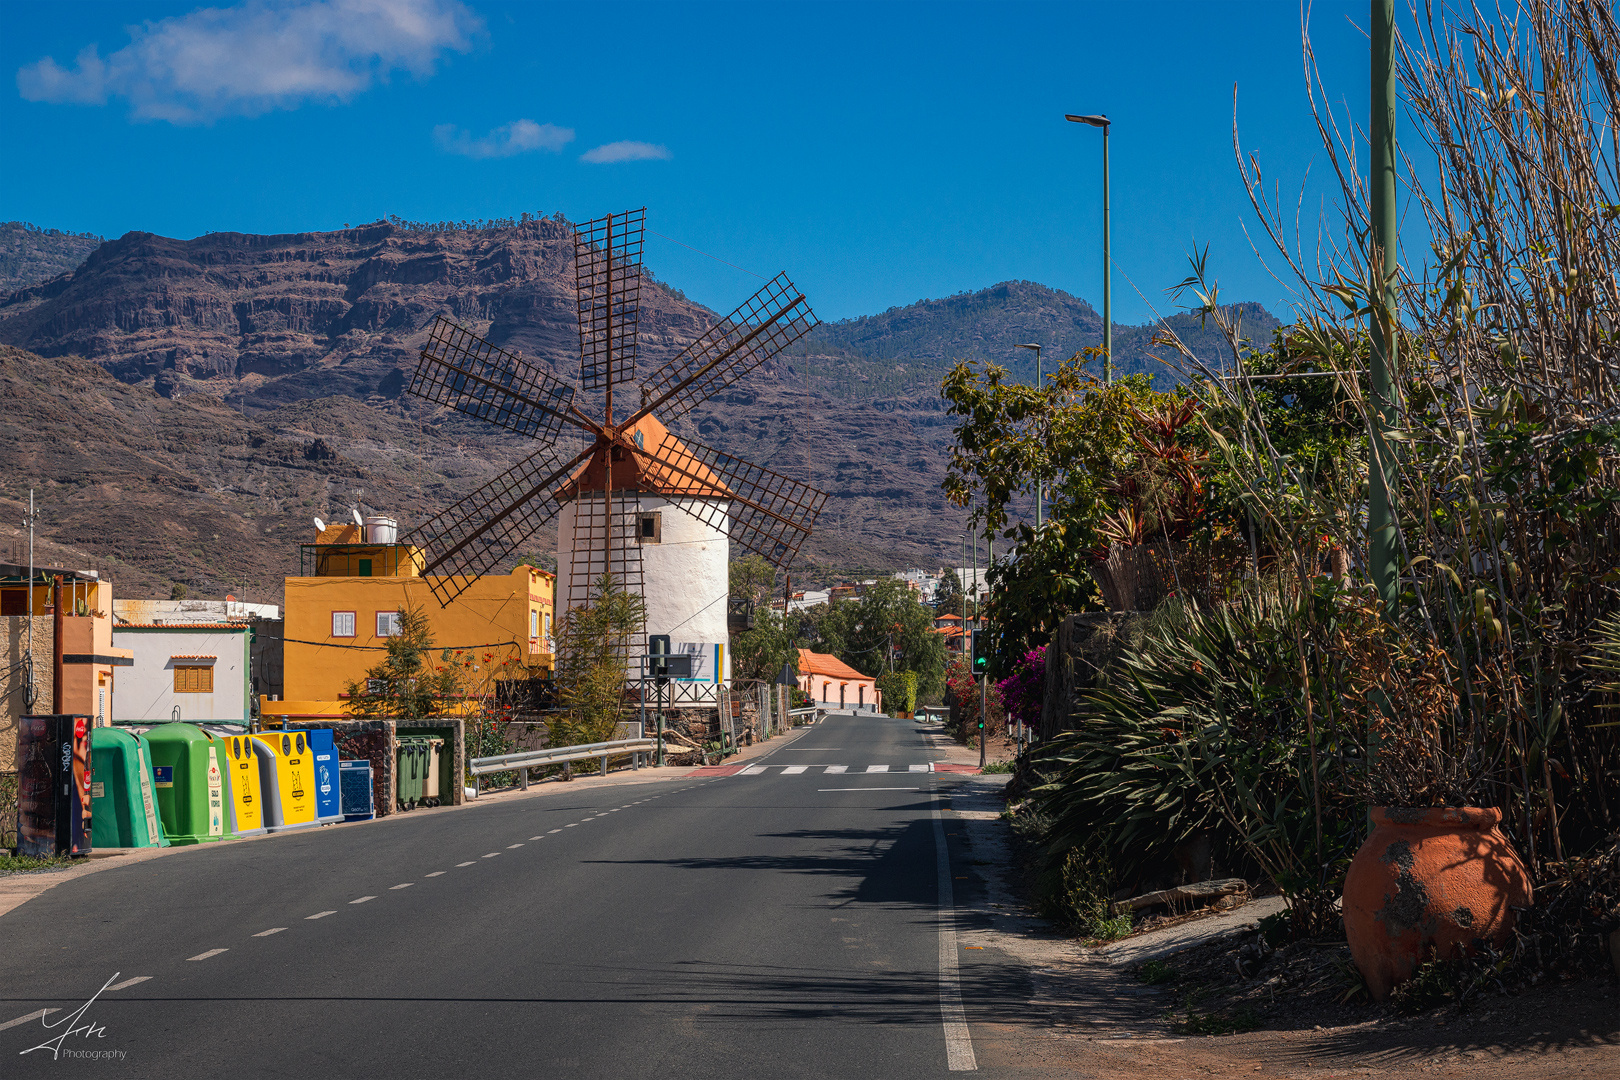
932;793;978;1072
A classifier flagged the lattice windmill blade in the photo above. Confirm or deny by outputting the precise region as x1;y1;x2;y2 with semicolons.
575;209;646;393
640;433;828;569
405;442;594;607
408;317;591;439
626;273;817;427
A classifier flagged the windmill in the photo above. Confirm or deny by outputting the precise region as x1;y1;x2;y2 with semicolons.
402;208;827;680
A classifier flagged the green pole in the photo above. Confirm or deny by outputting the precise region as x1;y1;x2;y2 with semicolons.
1369;0;1398;614
1102;121;1112;386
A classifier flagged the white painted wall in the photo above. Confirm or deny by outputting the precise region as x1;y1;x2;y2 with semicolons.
557;494;731;691
110;627;250;723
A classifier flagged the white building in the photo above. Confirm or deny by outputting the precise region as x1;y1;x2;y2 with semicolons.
113;598;280;624
110;623;253;724
557;415;731;700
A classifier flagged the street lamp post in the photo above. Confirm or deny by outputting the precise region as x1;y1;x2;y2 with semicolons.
1016;342;1043;529
1065;113;1111;385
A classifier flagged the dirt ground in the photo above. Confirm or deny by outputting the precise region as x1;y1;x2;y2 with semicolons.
941;767;1620;1079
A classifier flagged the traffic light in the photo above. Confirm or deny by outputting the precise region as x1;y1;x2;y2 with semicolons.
971;629;988;676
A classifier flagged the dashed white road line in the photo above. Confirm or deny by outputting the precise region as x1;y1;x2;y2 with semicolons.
548;828;563;834
506;843;525;848
307;911;337;920
0;1008;59;1032
187;949;228;961
482;852;501;858
564;824;577;828
350;896;376;904
390;883;414;890
252;928;287;938
529;836;544;840
457;861;476;867
107;976;152;991
426;871;446;877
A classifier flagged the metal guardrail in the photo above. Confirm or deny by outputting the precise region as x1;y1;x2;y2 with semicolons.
789;707;822;724
469;737;657;791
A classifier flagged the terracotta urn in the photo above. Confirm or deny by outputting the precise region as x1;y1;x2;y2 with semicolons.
1342;806;1532;1001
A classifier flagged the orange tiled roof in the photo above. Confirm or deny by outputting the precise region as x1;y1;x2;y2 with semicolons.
796;648;873;682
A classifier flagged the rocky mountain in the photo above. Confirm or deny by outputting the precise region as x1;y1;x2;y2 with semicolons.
0;220;1279;603
805;279;1280;390
0;222;104;294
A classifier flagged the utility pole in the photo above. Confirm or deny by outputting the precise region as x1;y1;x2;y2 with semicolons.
978;528;989;769
1369;0;1398;615
1368;0;1398;804
22;490;38;709
1016;343;1044;528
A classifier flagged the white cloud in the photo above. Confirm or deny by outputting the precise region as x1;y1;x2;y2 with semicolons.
16;0;481;123
580;140;672;165
434;118;573;159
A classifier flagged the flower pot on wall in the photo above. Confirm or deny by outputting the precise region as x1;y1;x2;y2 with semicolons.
1343;807;1532;1001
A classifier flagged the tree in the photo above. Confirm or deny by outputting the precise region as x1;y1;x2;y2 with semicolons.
805;579;947;700
729;554;777;607
934;568;962;615
343;606;456;720
550;574;646;749
170;583;187;600
731;605;800;684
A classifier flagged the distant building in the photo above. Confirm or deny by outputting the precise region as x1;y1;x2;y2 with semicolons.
797;648;881;713
933;612;968;656
111;623;252;725
263;517;555;724
113;598;280;624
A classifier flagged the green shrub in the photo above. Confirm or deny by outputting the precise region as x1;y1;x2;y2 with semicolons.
1032;593;1364;931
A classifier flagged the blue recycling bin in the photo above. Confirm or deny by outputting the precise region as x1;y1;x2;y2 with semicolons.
339;760;374;821
293;728;344;824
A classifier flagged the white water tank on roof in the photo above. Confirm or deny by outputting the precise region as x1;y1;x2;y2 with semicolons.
363;516;398;544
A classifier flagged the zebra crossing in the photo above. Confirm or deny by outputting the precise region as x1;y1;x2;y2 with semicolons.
738;763;936;776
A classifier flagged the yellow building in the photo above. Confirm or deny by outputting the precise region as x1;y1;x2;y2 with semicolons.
261;521;554;724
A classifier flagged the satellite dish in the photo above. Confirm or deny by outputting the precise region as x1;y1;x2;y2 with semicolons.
351;508;364;527
313;516;326;532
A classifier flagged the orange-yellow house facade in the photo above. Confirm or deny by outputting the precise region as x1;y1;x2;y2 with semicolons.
261;523;554;724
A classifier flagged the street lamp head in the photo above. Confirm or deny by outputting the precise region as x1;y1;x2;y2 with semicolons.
1066;113;1110;128
1015;342;1041;353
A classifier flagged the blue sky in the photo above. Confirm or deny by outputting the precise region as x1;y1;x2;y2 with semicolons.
0;0;1376;325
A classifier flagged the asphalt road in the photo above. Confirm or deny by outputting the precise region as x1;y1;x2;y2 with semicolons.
1;714;1027;1078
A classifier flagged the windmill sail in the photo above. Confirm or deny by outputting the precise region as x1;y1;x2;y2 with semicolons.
642;434;827;569
575;209;646;394
629;273;817;427
410;317;583;441
405;442;591;606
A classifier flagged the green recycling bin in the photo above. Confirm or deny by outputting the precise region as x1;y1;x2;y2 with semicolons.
396;738;425;811
89;728;169;849
144;723;232;845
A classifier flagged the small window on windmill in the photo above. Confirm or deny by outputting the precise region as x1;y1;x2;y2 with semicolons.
637;511;662;544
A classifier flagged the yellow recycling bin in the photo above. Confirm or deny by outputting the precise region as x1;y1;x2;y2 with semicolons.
250;730;318;833
215;733;266;836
